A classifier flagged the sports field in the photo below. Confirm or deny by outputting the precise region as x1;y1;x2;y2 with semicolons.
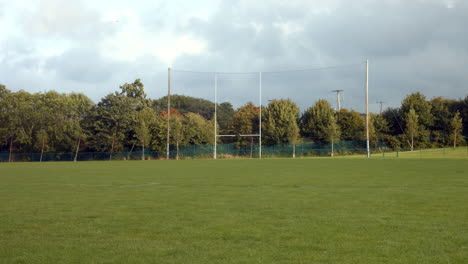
1;158;467;263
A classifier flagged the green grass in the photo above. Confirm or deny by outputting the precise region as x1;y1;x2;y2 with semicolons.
1;159;467;263
373;147;468;159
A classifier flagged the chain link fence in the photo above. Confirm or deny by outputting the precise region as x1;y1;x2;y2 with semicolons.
1;142;467;162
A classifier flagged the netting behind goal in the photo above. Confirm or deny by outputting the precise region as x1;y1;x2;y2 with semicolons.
168;62;367;159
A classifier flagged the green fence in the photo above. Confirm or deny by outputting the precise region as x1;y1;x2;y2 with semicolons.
1;143;467;162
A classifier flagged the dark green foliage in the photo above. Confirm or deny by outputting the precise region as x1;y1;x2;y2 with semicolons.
217;102;235;132
300;99;335;141
229;102;259;145
451;96;468;136
0;84;10;98
0;79;467;155
153;95;214;119
400;92;433;129
263;99;300;144
336;109;365;141
382;107;403;136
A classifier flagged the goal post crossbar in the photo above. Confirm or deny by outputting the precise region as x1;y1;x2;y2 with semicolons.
169;60;369;160
214;72;262;160
217;134;260;137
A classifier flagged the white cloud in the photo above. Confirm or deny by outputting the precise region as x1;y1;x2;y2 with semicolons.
0;0;467;108
98;9;206;65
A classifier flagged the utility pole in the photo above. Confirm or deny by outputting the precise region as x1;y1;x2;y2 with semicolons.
167;67;171;160
332;90;344;111
214;73;217;159
259;72;262;159
366;58;370;158
376;101;385;114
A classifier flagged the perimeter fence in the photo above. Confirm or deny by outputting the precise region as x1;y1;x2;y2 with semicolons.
1;142;467;162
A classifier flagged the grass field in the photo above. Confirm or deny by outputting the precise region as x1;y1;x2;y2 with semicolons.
374;147;468;159
1;158;467;263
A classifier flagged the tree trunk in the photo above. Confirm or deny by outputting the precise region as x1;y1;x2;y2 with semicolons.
176;139;179;160
331;139;334;157
128;142;136;160
40;139;45;162
411;136;414;151
454;132;457;149
74;138;80;162
9;137;13;162
110;134;115;161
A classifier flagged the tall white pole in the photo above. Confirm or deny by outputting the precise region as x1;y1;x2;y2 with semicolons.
214;73;218;159
366;58;370;158
259;72;262;159
167;67;171;160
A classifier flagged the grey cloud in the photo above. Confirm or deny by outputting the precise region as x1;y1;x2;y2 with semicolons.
2;0;467;111
305;2;468;59
46;48;119;83
171;0;468;111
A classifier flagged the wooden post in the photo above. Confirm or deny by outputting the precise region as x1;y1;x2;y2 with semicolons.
167;68;171;160
365;58;370;158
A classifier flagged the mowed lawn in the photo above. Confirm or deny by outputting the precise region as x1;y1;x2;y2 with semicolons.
0;159;467;264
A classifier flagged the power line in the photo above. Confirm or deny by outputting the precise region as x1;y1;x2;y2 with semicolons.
171;62;365;75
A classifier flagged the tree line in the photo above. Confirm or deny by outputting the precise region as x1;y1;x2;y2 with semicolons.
0;80;466;160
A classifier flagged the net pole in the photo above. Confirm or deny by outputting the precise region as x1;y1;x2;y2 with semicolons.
167;67;171;160
214;73;218;159
366;58;370;158
259;72;262;159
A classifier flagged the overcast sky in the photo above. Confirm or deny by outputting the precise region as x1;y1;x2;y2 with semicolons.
1;0;467;112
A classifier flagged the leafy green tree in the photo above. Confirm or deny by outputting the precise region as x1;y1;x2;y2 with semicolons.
156;108;187;157
429;97;454;146
0;91;37;159
450;112;464;148
406;108;419;151
336;109;365;141
0;84;10;98
372;113;389;147
87;93;136;154
68;93;93;160
230;102;259;145
149;115;168;152
36;129;48;162
172;116;184;159
401;92;433;128
451;96;468;138
0;85;10;150
135;107;156;160
153;95;216;120
217;102;235;134
119;79;148;109
326;114;341;157
381;107;403;136
400;93;433;147
300;99;334;142
86;80;148;156
183;112;214;145
32;92;93;154
263;99;300;144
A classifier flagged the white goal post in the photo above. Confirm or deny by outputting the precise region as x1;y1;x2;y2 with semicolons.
214;72;262;159
167;59;369;159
